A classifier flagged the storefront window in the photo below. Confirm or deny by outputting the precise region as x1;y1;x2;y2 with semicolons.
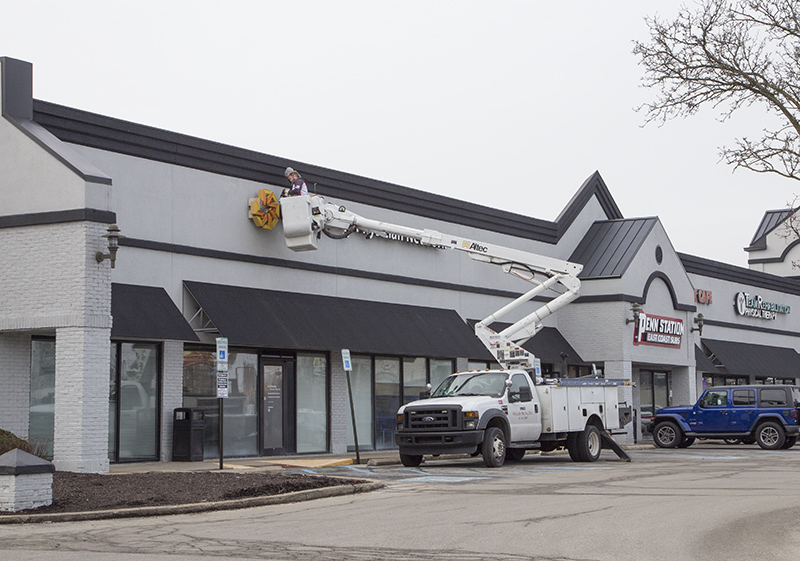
641;371;670;426
403;357;427;404
429;359;454;391
468;361;491;371
375;357;400;449
29;339;55;460
116;343;159;461
346;355;374;451
296;353;328;453
182;348;259;458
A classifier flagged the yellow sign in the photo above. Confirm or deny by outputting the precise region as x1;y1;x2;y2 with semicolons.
248;189;280;229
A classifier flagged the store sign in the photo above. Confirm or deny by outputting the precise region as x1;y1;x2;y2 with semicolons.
734;292;790;320
694;289;712;305
633;311;684;348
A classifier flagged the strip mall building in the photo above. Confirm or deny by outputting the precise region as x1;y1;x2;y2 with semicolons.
3;57;800;473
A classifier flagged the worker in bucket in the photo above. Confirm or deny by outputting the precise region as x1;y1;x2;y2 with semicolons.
282;167;309;197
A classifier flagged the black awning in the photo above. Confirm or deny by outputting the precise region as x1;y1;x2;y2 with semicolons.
184;281;483;358
702;338;800;378
467;320;583;364
111;283;198;341
694;345;720;374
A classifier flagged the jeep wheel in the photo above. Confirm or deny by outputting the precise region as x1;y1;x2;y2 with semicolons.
505;448;526;462
781;435;798;449
400;453;423;467
755;421;786;450
482;427;507;468
653;421;681;448
723;438;741;445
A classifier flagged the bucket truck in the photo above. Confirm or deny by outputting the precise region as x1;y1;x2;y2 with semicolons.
276;194;632;467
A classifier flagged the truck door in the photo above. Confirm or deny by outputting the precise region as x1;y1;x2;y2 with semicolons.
689;389;730;432
729;388;757;431
507;373;541;442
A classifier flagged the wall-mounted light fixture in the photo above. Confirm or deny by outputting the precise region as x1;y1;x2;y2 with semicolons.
626;302;642;325
95;224;123;268
691;313;705;336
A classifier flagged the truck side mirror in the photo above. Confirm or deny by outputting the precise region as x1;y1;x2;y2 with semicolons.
519;385;532;402
419;383;432;400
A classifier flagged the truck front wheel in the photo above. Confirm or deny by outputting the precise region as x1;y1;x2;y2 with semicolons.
400;454;423;467
482;427;506;468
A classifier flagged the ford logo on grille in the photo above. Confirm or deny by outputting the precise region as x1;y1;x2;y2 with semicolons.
422;416;435;422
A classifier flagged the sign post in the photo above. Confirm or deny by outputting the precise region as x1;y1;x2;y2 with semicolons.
216;337;229;470
342;349;360;465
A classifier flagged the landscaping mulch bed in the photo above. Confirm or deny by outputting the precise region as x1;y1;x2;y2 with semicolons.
1;471;362;515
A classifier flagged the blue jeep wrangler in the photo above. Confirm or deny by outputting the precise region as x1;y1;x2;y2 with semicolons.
650;385;800;450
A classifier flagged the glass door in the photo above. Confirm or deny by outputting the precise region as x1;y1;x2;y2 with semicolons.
261;359;295;455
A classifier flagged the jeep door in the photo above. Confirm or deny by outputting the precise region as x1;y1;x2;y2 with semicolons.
728;388;757;431
688;389;730;432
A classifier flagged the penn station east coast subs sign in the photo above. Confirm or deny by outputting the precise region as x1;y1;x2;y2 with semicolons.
734;292;790;320
633;311;684;348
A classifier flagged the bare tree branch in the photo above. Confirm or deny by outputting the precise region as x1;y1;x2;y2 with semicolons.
634;0;800;182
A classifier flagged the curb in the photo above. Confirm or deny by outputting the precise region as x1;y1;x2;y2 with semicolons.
0;482;384;524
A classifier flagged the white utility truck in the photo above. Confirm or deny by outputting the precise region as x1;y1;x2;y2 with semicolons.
277;194;632;467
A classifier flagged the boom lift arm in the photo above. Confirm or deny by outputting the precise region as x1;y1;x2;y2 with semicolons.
279;195;584;372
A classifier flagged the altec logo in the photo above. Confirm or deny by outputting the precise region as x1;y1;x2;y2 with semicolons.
461;240;489;253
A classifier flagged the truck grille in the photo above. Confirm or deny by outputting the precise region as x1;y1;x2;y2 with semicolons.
406;407;460;430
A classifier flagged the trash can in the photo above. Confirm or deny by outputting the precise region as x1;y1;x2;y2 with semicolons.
172;408;205;461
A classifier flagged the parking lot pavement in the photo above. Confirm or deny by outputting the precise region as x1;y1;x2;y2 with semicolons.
4;443;800;561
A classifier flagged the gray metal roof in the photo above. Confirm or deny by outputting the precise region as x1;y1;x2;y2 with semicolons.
569;218;658;279
747;209;792;251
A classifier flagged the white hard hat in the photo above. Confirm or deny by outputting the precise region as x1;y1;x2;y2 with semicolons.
284;167;297;178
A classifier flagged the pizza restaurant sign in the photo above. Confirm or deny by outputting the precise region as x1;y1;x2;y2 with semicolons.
734;292;790;320
633;311;684;348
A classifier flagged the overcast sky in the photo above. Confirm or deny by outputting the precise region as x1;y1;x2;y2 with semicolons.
4;1;795;266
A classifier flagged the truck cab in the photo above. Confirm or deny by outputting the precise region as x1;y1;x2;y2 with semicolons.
650;385;800;450
395;370;541;467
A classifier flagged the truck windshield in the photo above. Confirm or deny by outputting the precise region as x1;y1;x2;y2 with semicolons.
431;372;508;398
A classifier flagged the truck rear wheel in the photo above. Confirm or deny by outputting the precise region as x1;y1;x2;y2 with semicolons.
755;421;785;450
481;427;506;468
400;454;423;467
569;425;602;462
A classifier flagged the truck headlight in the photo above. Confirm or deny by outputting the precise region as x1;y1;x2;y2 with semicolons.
397;413;404;431
463;411;478;429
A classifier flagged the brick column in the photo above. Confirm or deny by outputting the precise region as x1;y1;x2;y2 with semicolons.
53;326;111;473
329;358;348;454
160;341;185;461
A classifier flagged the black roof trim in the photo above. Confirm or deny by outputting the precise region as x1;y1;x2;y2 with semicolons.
556;171;623;233
0;208;116;228
679;252;800;296
32;100;621;244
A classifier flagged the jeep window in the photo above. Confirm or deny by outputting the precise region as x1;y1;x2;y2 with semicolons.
700;390;728;408
792;387;800;407
759;388;788;407
432;372;508;398
732;389;755;406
